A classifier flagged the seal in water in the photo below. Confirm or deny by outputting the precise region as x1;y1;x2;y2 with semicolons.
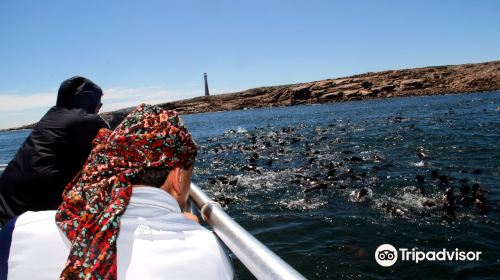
442;188;455;216
350;188;371;202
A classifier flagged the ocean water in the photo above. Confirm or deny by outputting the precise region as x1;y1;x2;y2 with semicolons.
1;92;499;279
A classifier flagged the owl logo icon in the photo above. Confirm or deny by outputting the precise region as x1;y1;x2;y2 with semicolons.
375;244;398;266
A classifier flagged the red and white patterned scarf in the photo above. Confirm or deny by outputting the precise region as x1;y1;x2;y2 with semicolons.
56;104;198;279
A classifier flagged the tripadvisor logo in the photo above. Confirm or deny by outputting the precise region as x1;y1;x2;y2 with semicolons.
375;244;482;267
375;244;398;267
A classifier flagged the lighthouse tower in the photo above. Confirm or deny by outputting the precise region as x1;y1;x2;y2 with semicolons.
204;73;210;97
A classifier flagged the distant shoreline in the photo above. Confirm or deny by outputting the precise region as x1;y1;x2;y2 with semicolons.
3;60;500;132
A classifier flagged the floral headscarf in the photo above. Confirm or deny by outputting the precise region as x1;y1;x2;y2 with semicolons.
55;104;198;280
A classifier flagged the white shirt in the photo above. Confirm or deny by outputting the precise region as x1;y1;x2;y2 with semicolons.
4;187;234;280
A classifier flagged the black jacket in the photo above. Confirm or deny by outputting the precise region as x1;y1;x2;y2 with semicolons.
0;77;109;224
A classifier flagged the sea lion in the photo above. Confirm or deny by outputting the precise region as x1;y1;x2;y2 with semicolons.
241;164;261;174
348;156;364;163
215;195;234;207
459;184;469;196
472;185;488;214
381;202;407;216
472;169;483;175
247;157;257;163
458;184;471;205
209;176;238;186
304;183;328;193
328;169;353;181
416;175;425;183
354;188;368;198
422;200;436;208
349;188;372;202
442;188;455;216
439;175;450;184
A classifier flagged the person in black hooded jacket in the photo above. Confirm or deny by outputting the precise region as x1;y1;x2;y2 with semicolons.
0;76;109;225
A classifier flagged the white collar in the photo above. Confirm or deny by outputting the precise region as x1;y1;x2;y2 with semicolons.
129;186;181;213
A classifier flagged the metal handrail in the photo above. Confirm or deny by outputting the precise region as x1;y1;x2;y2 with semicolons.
189;182;307;280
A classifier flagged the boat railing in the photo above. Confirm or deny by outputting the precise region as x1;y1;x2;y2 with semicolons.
189;182;307;280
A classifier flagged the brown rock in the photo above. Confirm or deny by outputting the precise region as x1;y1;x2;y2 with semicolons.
401;79;425;89
320;92;344;100
291;84;312;100
361;81;372;89
344;90;362;100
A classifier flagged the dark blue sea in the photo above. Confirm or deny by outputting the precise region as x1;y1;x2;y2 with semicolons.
1;92;499;279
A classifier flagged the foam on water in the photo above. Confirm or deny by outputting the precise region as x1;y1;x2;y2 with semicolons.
236;127;247;133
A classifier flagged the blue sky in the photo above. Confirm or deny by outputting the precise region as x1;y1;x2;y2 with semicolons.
0;0;499;128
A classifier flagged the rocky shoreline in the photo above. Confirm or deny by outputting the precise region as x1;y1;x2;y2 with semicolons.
3;61;500;131
105;60;500;122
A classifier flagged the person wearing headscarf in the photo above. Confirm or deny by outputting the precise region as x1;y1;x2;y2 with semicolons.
0;104;234;280
0;76;109;225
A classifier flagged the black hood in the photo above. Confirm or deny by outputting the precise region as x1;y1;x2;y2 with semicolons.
56;76;103;114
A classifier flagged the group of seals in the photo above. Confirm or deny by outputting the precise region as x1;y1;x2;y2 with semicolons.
414;168;491;217
198;120;492;219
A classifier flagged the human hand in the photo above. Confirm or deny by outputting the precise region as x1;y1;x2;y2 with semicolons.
183;212;200;224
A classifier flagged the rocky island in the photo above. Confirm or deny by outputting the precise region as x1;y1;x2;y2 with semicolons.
104;60;500;120
4;61;500;131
